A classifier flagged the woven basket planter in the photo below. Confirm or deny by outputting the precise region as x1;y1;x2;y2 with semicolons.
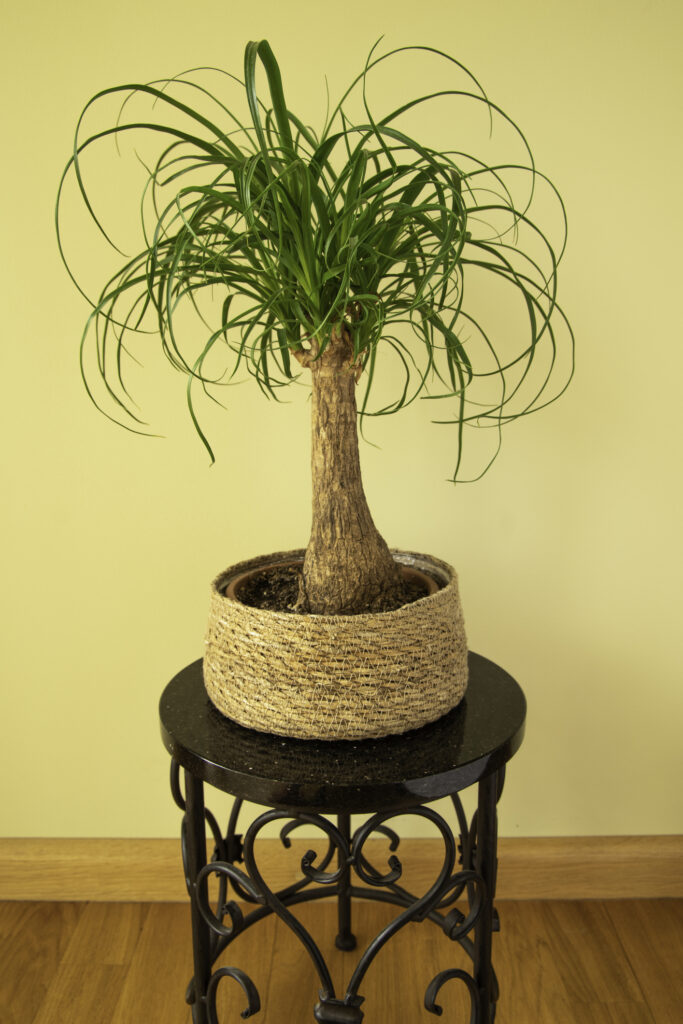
204;549;468;741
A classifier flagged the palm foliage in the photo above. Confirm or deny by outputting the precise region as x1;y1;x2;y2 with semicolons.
57;39;573;479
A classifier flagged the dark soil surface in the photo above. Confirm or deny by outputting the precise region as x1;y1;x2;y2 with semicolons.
234;565;435;614
236;565;302;612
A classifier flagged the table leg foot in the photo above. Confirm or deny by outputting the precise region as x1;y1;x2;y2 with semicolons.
314;995;364;1023
334;930;357;951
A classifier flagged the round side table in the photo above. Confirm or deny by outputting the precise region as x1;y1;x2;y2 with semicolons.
160;651;526;1023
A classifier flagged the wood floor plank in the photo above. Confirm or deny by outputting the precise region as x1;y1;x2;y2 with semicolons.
111;904;192;1024
605;899;683;1024
341;900;414;1021
0;902;82;1024
264;901;347;1020
209;902;278;1022
342;899;474;1023
32;903;148;1024
489;900;574;1023
4;897;680;1023
540;902;653;1010
494;900;655;1024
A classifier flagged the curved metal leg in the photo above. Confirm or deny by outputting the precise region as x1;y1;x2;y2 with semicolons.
474;769;501;1023
184;771;212;1024
431;768;504;1021
174;764;261;1022
335;813;356;951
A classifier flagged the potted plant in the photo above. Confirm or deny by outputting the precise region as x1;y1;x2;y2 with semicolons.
57;40;573;740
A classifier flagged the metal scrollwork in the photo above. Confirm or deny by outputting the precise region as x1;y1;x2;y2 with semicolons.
242;809;351;1002
206;966;260;1022
439;870;486;941
171;758;506;1023
195;861;264;938
355;821;401;882
425;968;481;1020
172;762;226;851
343;806;457;1005
173;762;228;895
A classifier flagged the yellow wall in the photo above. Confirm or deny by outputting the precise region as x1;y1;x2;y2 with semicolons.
2;0;682;840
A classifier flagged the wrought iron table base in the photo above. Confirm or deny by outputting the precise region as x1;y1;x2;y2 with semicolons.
171;761;505;1024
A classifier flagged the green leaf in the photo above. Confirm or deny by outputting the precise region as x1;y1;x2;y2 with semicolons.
57;40;573;477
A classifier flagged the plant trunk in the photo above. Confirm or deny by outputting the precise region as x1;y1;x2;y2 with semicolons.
296;325;404;615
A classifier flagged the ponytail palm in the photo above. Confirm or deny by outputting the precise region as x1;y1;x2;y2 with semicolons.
57;40;573;614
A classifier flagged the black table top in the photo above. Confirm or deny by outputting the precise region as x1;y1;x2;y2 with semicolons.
160;652;526;813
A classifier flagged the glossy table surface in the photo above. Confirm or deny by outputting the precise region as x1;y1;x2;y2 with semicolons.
160;651;526;813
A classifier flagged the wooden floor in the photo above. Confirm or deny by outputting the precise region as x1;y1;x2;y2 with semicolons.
1;899;681;1023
